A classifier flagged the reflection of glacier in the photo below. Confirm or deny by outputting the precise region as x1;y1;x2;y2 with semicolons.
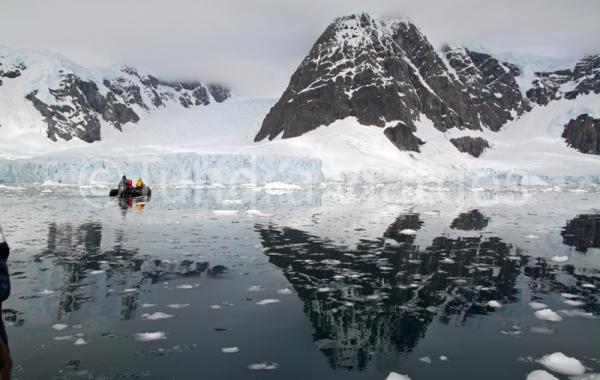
0;153;324;185
562;214;600;252
257;212;600;371
35;222;226;320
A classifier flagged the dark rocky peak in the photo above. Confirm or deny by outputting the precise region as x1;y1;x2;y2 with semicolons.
527;55;600;105
0;61;26;86
443;47;530;131
562;113;600;155
254;13;528;153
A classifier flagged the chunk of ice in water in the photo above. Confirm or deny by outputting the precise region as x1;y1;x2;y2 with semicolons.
256;299;280;305
581;283;596;289
551;255;568;263
210;305;222;309
74;338;87;346
439;355;449;361
176;284;193;289
534;308;563;322
141;312;174;321
247;285;263;292
386;372;412;380
529;302;548;310
277;288;293;295
53;335;74;341
561;293;579;299
248;362;278;370
52;323;68;331
214;210;238;216
39;289;55;295
221;347;240;353
89;270;105;275
246;210;272;217
400;229;417;235
538;352;585;375
418;356;432;364
167;304;190;309
526;370;559;380
487;300;502;308
135;332;167;342
564;299;585;306
141;303;157;308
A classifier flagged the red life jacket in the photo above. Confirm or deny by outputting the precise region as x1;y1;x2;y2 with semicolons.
127;179;133;189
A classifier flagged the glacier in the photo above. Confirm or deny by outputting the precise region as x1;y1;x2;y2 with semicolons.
0;153;324;185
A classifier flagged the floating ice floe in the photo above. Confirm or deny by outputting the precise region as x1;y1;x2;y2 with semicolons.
141;312;174;321
277;288;293;295
221;347;240;353
246;209;272;217
551;255;569;263
141;303;157;308
210;305;222;309
52;323;68;331
418;356;432;364
39;289;55;295
247;285;263;292
317;287;331;293
135;332;167;342
538;352;586;375
213;210;238;216
559;309;597;318
167;304;190;309
321;259;341;265
570;374;600;380
581;283;596;289
487;300;502;308
53;335;74;341
400;229;417;235
89;270;105;275
74;337;87;346
439;355;449;361
529;302;548;310
526;370;559;380
123;288;138;293
256;299;280;305
564;299;585;306
535;308;563;322
386;372;412;380
248;362;279;370
561;293;579;299
524;234;541;239
176;284;194;289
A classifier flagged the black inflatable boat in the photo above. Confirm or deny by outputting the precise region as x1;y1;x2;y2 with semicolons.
109;187;152;198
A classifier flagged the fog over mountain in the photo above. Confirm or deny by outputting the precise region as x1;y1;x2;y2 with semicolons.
2;0;599;97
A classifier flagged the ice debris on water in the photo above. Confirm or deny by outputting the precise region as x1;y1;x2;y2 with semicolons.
418;356;432;364
538;352;586;375
386;372;412;380
141;312;174;321
487;300;502;308
535;308;563;322
246;210;272;217
210;305;222;309
135;332;167;342
277;288;292;295
141;303;157;308
551;255;569;263
52;323;68;331
167;304;190;309
248;362;279;370
213;210;238;216
39;289;55;295
221;347;240;353
74;337;87;346
247;285;263;292
527;370;559;380
256;299;280;305
529;302;548;310
176;284;194;289
400;229;417;235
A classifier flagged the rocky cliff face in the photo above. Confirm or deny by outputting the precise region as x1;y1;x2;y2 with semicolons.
0;52;230;143
527;55;600;105
254;13;529;154
562;114;600;155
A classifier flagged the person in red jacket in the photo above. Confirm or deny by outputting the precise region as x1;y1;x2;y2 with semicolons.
0;225;11;380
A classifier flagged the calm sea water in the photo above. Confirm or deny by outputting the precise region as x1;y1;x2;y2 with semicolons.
1;185;599;380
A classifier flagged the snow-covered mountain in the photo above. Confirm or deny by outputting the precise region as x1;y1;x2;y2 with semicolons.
1;13;599;185
255;13;599;160
0;45;230;146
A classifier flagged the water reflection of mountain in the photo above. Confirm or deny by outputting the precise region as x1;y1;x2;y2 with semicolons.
257;212;599;371
35;222;225;320
450;209;489;230
562;214;600;252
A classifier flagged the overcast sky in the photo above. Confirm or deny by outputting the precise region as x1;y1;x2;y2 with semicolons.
2;0;599;97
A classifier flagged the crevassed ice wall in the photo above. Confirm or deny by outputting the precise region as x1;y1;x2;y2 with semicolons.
0;153;324;185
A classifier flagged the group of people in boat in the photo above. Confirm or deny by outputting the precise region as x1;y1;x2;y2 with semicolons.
115;175;151;198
